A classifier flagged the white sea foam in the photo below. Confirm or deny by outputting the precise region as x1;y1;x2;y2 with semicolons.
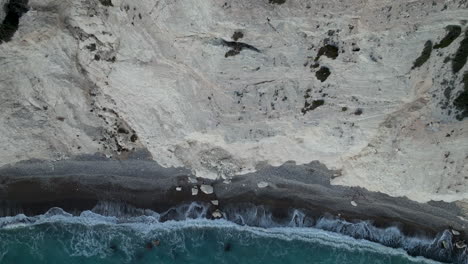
0;207;445;264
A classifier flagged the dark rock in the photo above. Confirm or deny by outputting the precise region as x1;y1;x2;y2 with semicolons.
301;99;325;114
412;40;432;69
0;0;29;43
225;49;240;57
434;25;462;49
221;39;260;53
232;31;243;41
310;63;320;69
86;43;97;51
221;39;260;58
145;242;153;250
454;72;468;120
315;44;339;61
224;242;232;252
452;29;468;73
117;127;129;134
98;0;113;7
269;0;286;4
315;66;331;82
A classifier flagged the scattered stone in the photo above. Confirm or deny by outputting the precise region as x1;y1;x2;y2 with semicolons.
257;181;269;188
175;186;182;191
200;184;214;194
191;186;198;196
350;201;358;206
211;200;219;206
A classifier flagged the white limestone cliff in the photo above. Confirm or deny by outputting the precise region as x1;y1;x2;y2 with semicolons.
0;0;467;202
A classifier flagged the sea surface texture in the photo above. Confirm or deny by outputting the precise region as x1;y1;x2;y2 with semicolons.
0;205;446;264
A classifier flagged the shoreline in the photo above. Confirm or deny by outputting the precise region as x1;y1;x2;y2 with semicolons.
0;209;448;264
0;156;467;262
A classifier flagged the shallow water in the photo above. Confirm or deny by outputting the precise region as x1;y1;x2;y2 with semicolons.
0;209;442;264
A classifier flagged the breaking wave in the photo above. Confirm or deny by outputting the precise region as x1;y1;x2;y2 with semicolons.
0;201;466;264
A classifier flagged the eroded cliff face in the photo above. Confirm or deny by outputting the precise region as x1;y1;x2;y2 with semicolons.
0;0;467;202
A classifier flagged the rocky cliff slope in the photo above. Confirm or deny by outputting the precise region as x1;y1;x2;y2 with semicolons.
0;0;467;203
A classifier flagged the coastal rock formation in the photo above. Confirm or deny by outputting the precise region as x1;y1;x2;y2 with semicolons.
0;0;468;203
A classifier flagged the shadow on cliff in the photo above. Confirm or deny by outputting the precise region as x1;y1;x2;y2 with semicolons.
0;0;29;43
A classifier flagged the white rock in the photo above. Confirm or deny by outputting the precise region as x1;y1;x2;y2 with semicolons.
455;241;466;249
350;201;358;207
211;200;219;206
212;209;223;218
223;179;231;184
191;187;198;196
452;229;461;236
257;181;269;188
441;240;448;249
175;187;182;191
200;184;214;194
188;177;198;184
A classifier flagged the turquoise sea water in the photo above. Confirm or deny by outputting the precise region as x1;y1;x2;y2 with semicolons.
0;209;442;264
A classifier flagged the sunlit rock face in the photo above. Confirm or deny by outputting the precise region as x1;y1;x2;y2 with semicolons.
0;0;467;202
